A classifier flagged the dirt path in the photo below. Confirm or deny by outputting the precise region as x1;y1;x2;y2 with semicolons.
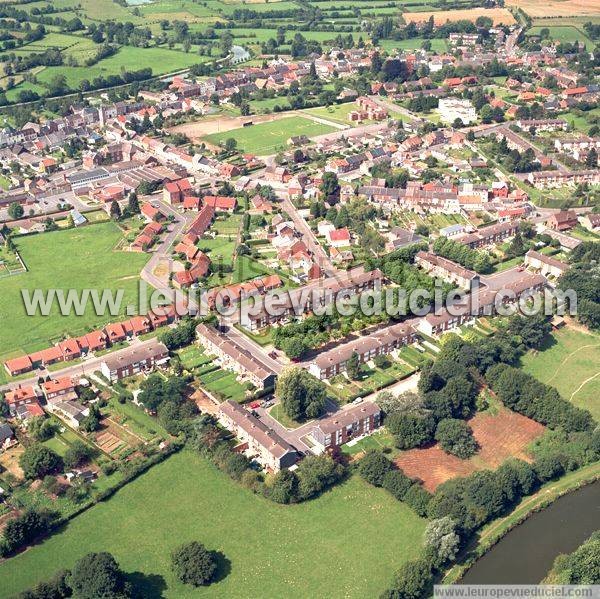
544;342;600;386
570;371;600;400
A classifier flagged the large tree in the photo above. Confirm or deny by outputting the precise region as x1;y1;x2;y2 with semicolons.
171;541;217;587
69;552;131;599
19;445;63;480
434;419;477;459
276;367;327;421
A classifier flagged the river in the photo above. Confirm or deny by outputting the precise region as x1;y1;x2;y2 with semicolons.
459;480;600;584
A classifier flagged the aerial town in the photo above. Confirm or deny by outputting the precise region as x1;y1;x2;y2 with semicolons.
0;0;598;596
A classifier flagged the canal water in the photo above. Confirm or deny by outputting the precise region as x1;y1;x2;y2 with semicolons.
459;480;600;584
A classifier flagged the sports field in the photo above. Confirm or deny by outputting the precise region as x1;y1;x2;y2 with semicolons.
0;222;148;366
202;116;337;155
0;451;427;598
520;325;600;422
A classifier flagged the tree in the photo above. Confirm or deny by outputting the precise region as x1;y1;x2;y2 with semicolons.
268;468;299;504
276;367;327;421
382;469;413;500
8;202;24;220
0;508;58;557
171;541;217;587
19;445;63;479
424;516;460;566
295;454;344;500
586;147;598;168
28;416;57;442
387;412;435;449
384;556;433;599
224;138;237;153
64;440;95;469
346;351;361;380
434;419;477;459
358;450;392;486
127;191;140;214
47;74;68;97
69;552;131;598
109;200;121;221
320;171;340;204
80;404;101;433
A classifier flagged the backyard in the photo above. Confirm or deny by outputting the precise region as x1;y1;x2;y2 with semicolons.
0;451;427;599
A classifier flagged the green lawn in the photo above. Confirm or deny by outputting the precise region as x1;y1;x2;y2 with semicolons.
203;116;337;155
0;222;148;360
0;451;426;598
520;326;600;422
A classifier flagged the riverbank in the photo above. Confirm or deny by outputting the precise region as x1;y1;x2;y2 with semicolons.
442;461;600;584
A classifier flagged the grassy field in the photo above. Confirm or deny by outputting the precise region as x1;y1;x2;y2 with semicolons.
202;116;337;155
520;325;600;422
0;451;427;598
0;223;148;362
526;25;595;49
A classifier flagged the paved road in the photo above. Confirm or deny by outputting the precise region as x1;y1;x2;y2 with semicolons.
280;197;337;276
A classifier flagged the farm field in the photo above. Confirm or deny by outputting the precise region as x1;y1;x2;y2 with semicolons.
202;115;337;155
403;8;516;25
395;407;545;492
520;325;600;422
0;451;427;599
506;0;600;17
0;222;148;365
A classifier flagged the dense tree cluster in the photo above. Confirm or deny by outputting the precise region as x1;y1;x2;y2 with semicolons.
19;444;63;480
357;450;432;517
276;368;327;421
138;374;197;434
434;419;477;459
486;364;593;433
268;454;345;503
0;508;58;557
432;237;493;274
546;530;600;584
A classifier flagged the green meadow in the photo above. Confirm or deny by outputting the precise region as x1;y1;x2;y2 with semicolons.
0;451;427;599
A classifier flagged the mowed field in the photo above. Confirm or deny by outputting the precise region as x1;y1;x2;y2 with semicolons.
506;0;600;17
395;408;545;492
0;451;427;599
0;223;148;366
403;7;516;25
203;115;337;155
520;325;600;422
